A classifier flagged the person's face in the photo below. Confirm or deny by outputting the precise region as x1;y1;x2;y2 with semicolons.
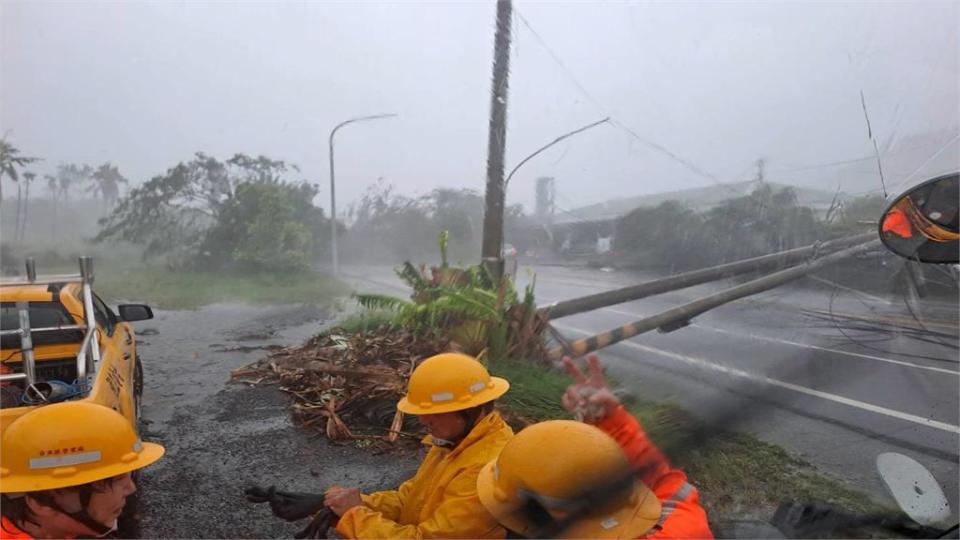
418;411;467;441
49;473;137;535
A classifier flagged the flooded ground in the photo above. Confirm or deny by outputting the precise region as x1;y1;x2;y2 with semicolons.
126;304;419;538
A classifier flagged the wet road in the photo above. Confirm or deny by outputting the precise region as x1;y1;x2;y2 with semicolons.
130;304;419;539
342;262;960;517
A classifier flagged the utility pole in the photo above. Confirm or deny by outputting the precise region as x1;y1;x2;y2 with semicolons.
480;0;513;281
536;176;556;243
756;158;765;184
328;113;397;277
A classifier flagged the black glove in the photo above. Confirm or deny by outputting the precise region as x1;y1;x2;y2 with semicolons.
294;507;338;539
244;485;328;522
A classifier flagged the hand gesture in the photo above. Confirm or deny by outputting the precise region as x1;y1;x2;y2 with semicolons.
561;354;620;423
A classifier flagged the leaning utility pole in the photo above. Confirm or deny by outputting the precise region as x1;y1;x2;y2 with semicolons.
480;0;513;281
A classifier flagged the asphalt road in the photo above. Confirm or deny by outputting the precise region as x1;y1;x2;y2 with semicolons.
341;261;960;519
129;304;419;538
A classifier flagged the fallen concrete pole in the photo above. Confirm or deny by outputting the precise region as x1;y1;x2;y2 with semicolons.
547;239;881;361
540;232;875;320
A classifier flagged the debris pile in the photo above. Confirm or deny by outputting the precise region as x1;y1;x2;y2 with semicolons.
232;326;448;442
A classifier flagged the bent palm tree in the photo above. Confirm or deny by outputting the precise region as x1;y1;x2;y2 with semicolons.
0;139;41;202
89;163;128;206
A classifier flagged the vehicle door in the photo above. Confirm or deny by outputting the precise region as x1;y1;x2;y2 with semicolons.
90;293;136;423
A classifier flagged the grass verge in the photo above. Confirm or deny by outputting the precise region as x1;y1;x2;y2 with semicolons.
93;266;350;310
487;358;886;521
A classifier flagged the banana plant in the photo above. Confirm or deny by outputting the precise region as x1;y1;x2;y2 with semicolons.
352;232;547;361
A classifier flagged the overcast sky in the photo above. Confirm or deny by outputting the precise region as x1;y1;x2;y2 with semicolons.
2;1;957;214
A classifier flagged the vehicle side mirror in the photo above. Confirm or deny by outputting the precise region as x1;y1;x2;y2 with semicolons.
879;172;958;263
118;304;154;322
876;452;951;526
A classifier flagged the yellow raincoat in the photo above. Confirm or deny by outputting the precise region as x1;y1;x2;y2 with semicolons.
335;411;514;539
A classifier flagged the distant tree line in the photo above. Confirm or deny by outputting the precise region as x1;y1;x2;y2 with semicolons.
612;185;885;271
95;152;331;273
340;180;526;264
1;138;130;245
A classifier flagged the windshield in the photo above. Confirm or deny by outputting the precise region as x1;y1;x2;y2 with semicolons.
0;301;83;350
1;2;956;538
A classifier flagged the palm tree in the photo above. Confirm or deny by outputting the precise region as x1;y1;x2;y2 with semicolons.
56;163;91;202
89;163;128;206
0;139;41;202
45;174;59;240
17;172;36;243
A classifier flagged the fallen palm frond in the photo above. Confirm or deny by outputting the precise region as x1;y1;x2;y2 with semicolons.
231;325;448;443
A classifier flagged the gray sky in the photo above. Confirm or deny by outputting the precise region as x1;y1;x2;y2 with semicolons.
2;1;957;213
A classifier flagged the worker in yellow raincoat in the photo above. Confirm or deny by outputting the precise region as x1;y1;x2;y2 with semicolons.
324;352;513;539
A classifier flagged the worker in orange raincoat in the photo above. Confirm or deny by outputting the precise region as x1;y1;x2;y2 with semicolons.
324;353;514;539
477;354;713;539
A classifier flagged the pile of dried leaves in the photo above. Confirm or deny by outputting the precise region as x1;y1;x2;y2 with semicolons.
231;326;448;443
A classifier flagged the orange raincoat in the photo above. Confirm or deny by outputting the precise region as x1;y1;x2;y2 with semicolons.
595;406;714;539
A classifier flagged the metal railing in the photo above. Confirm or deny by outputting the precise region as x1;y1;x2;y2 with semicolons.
0;257;98;387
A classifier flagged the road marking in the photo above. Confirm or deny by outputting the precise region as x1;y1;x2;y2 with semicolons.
692;323;958;376
554;323;960;435
596;306;958;375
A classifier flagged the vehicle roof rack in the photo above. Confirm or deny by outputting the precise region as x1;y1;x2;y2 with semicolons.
0;257;100;388
0;257;93;287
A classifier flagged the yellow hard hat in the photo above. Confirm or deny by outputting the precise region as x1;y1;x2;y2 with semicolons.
0;402;165;493
477;420;661;539
397;353;509;415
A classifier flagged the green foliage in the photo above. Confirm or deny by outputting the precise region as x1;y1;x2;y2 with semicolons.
614;185;824;270
51;163;93;201
210;181;320;272
88;163;128;204
332;311;399;334
396;261;428;291
93;265;347;310
352;233;547;361
438;230;450;268
487;357;571;423
95;152;330;272
353;293;418;321
342;181;524;264
613;200;705;268
0;139;41;200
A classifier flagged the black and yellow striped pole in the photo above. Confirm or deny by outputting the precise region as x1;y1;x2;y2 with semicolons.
541;232;874;321
547;239;881;361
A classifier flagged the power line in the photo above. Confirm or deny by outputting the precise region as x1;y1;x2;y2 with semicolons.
768;155;878;174
513;8;746;198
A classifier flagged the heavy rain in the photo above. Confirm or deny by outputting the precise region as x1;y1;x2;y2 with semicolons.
1;1;957;538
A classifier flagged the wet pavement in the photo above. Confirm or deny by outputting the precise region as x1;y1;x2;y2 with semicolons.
127;304;419;538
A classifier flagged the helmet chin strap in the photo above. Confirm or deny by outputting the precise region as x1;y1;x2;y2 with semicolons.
57;504;117;537
36;493;117;538
433;406;492;449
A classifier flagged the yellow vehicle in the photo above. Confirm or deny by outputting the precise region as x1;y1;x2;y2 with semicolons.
0;257;153;436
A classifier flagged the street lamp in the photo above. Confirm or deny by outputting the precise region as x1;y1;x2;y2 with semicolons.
328;113;397;276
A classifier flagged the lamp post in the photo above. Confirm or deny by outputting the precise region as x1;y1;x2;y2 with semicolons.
328;113;397;276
